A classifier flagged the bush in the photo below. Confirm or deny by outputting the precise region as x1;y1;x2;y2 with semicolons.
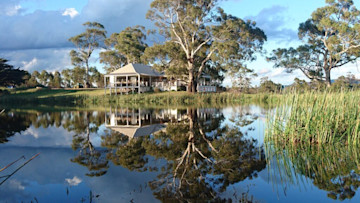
177;86;187;91
0;89;9;96
154;87;161;93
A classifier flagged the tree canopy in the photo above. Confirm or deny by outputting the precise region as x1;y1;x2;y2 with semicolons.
69;22;107;88
100;26;148;74
0;58;28;87
268;0;360;87
145;0;266;92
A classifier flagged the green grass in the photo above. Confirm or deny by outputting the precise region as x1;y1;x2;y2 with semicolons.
266;91;360;145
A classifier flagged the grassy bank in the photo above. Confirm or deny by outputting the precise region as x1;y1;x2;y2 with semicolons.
0;88;281;107
266;91;360;145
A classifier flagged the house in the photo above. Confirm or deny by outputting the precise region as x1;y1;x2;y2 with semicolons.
104;108;187;139
104;107;217;139
104;63;216;95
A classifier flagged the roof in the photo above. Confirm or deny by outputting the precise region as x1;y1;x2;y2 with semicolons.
107;63;164;77
109;124;166;139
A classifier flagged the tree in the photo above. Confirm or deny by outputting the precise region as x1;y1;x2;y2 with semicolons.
258;77;282;93
268;0;360;87
69;22;107;88
71;66;87;88
49;71;62;88
61;69;72;88
89;67;104;88
24;71;40;87
99;50;126;74
100;26;148;73
231;67;257;93
145;0;266;92
38;70;50;86
0;58;28;87
290;78;310;92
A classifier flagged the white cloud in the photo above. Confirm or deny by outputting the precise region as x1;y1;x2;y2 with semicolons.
257;68;271;75
8;180;25;190
1;48;72;73
22;58;38;71
65;176;82;186
5;5;22;16
25;127;40;139
62;8;79;18
0;0;154;74
246;6;298;43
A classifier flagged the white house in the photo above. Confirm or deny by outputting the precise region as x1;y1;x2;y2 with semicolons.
104;63;217;94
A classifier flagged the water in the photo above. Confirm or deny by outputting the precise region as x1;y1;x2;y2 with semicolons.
0;106;359;202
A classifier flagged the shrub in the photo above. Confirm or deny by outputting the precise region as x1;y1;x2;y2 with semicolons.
0;89;9;96
154;87;161;93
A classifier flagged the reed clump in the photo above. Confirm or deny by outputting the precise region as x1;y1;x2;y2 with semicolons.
266;91;360;145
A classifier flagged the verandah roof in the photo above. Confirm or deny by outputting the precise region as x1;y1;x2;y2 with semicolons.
105;63;164;77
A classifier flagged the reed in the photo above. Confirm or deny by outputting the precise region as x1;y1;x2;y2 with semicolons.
266;90;360;145
76;92;281;107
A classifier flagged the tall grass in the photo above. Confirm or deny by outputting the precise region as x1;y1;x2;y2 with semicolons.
82;92;278;106
266;91;360;145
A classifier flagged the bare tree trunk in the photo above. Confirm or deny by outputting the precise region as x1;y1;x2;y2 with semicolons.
188;67;194;93
85;61;90;88
192;79;197;93
325;68;331;87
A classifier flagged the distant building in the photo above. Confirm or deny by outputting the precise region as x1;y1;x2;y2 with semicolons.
104;63;216;94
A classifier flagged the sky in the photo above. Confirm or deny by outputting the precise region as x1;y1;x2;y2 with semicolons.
1;0;360;86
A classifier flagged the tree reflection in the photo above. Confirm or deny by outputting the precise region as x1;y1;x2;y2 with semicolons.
266;144;360;201
0;112;34;143
69;111;109;177
102;108;265;201
102;133;147;172
1;108;265;201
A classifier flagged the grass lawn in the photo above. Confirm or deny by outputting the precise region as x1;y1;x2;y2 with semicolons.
7;88;230;98
8;88;106;98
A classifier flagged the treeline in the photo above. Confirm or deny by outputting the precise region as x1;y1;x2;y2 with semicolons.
233;73;360;94
0;57;104;89
25;68;104;88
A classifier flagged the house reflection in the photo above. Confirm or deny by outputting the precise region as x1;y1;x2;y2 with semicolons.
104;108;218;139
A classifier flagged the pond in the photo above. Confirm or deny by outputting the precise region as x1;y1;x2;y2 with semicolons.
0;106;359;202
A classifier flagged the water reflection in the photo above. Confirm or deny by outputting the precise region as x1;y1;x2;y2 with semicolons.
70;112;109;177
266;144;360;201
2;106;360;202
102;107;265;202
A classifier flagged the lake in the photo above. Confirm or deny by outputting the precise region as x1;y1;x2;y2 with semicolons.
0;106;359;202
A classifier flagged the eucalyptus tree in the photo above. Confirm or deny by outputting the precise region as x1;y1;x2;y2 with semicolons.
268;0;360;87
100;26;148;73
38;70;50;86
60;69;70;87
145;0;266;92
89;67;104;88
50;71;62;88
69;22;107;88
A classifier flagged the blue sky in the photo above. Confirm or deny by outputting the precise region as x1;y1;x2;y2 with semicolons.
1;0;360;86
